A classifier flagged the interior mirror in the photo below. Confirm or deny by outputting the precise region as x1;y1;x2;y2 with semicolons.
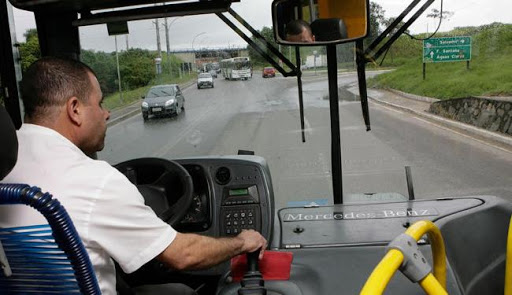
272;0;369;46
107;21;129;36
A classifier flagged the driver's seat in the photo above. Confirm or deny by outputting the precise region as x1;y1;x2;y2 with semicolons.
0;106;101;294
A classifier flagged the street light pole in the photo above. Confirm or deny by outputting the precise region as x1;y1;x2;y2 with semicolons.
164;17;181;77
192;32;206;74
197;36;209;72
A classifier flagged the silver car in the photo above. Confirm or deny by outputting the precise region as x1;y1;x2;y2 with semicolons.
197;73;214;89
141;84;185;121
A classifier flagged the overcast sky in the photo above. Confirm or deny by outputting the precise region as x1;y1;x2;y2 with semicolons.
10;0;512;52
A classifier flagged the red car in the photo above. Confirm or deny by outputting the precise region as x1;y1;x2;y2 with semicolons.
262;67;276;78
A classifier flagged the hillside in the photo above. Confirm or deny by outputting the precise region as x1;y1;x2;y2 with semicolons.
368;23;512;99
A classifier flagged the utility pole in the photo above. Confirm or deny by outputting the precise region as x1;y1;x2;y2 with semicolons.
164;18;170;57
125;35;129;50
155;18;162;58
114;36;124;103
164;18;171;76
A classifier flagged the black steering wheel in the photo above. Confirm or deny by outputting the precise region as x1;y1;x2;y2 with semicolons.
114;157;194;226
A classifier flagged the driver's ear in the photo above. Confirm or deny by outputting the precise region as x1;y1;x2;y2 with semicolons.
66;96;83;126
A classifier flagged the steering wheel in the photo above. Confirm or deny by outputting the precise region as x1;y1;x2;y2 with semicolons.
114;157;194;226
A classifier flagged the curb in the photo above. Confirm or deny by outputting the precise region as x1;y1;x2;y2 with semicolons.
107;107;141;127
387;88;440;103
369;95;512;152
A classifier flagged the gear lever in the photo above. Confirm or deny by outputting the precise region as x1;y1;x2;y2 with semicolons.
238;250;267;295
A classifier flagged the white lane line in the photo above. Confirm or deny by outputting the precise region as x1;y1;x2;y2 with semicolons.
304;117;312;135
153;103;220;157
414;117;512;154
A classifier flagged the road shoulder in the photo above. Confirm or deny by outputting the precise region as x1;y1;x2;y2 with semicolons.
367;88;512;152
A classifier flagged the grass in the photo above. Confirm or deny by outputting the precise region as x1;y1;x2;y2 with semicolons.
368;23;512;99
103;72;196;111
368;55;512;99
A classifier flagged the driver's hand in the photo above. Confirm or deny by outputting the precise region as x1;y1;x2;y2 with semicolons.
237;230;267;259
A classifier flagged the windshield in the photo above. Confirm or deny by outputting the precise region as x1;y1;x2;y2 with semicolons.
11;0;512;211
235;61;251;70
146;86;176;98
199;73;211;78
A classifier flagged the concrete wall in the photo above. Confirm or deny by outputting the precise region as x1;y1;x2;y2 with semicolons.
428;97;512;135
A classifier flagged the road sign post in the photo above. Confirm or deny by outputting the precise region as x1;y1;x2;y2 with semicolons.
422;36;472;80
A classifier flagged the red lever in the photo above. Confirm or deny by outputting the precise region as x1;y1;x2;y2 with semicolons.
231;251;293;282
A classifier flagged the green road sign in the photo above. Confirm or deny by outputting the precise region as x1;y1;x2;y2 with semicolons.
423;37;472;63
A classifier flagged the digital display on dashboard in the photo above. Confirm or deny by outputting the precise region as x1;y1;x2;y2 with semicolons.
229;188;249;196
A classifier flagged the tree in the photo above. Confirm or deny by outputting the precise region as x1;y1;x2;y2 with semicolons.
383;17;410;35
378;17;411;65
368;2;386;43
425;8;454;34
118;49;156;90
81;50;118;95
247;26;280;67
18;29;41;72
427;8;454;21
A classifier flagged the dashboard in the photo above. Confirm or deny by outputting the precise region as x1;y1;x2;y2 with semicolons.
114;155;275;277
174;156;274;242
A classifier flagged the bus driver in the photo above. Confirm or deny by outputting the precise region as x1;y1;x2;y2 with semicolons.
0;57;267;295
285;19;316;43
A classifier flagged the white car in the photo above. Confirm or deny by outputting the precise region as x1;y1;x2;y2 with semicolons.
197;73;214;89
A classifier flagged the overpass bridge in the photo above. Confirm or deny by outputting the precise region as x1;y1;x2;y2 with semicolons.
170;46;249;72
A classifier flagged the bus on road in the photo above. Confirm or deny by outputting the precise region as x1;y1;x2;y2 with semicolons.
219;57;252;80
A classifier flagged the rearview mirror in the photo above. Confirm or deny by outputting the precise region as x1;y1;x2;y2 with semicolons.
272;0;369;46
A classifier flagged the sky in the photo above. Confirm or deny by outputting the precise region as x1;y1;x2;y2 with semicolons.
10;0;512;52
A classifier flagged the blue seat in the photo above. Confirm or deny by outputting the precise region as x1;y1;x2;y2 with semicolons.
0;106;101;294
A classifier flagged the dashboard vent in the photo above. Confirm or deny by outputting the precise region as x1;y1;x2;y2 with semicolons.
215;167;231;185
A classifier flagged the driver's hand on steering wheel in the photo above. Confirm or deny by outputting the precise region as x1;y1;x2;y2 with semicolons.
237;230;267;259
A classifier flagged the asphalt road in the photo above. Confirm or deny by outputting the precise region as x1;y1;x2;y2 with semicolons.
98;73;512;210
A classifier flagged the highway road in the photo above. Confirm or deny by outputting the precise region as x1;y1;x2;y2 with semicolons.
98;72;512;210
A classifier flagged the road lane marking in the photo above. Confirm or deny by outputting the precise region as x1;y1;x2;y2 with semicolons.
414;117;512;154
152;103;220;157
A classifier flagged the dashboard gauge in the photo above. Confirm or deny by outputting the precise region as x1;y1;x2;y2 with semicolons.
182;195;203;223
192;195;202;213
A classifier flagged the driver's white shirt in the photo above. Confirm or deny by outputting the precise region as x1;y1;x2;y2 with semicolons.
0;124;177;295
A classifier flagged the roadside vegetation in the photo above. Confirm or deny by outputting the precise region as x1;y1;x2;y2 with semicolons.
369;23;512;99
10;15;511;109
83;49;196;110
16;29;196;110
102;71;196;110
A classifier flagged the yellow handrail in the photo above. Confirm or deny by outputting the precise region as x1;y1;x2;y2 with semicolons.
360;249;404;294
505;218;512;295
419;273;448;295
405;220;447;288
360;220;447;295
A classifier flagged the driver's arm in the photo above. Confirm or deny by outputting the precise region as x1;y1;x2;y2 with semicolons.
156;229;267;270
